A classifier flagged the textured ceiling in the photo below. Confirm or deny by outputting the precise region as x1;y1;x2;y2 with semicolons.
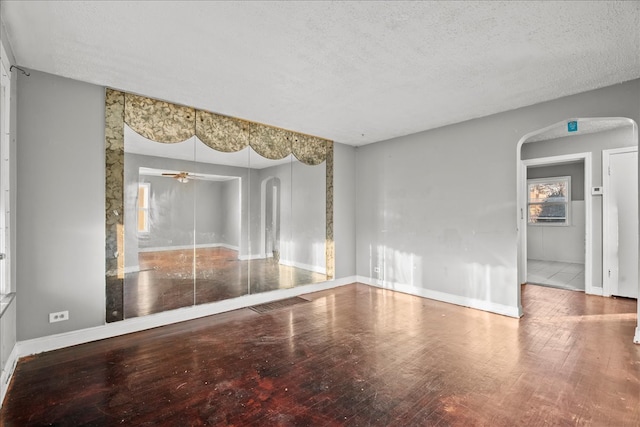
1;1;639;145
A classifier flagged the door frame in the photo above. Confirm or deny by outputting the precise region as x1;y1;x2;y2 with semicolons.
520;152;593;294
260;176;280;260
602;146;638;297
0;54;10;296
516;117;640;344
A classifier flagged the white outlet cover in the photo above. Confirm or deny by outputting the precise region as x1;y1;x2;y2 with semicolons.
49;310;69;323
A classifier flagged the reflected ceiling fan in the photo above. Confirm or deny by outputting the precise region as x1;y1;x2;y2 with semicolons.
161;171;197;183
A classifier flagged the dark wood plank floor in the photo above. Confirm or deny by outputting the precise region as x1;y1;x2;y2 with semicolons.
124;247;327;318
1;283;639;426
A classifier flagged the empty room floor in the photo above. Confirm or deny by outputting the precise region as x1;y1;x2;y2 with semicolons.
2;284;639;426
527;259;585;291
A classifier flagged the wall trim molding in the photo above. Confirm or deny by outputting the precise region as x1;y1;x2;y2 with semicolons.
0;344;18;408
588;287;603;296
602;145;639;298
238;253;265;261
123;265;140;274
138;243;239;253
356;275;521;318
279;259;327;275
16;277;357;359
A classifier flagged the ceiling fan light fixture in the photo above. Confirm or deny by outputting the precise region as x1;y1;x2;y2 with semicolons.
177;177;189;183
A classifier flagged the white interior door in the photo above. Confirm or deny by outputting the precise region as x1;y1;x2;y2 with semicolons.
604;148;638;298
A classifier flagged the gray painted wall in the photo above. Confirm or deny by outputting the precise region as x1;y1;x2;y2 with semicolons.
257;158;326;271
292;159;326;270
12;65;639;340
527;162;585;200
124;152;251;266
221;179;240;248
16;69;105;340
527;201;586;264
526;162;586;264
139;175;219;249
522;126;637;287
356;79;640;313
334;143;356;278
0;23;18;396
15;70;353;340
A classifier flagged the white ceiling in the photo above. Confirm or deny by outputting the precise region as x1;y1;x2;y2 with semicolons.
2;1;639;146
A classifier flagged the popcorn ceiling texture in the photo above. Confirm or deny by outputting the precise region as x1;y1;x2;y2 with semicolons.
3;1;639;145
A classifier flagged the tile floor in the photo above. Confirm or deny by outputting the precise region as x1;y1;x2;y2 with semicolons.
527;259;585;291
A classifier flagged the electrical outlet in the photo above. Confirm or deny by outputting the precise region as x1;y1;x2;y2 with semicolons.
49;310;69;323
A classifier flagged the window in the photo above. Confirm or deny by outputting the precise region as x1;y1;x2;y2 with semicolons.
138;183;150;233
528;176;570;225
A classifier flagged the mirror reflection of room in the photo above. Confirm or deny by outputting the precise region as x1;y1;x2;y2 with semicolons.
122;124;327;319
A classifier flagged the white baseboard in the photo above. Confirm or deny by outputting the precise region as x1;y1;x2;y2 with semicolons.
124;265;140;274
356;275;521;318
238;253;264;261
279;259;326;274
0;343;18;408
586;286;603;296
16;276;358;359
138;243;239;253
634;326;640;344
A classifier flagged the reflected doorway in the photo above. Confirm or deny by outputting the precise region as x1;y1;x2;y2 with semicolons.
516;117;639;317
525;159;586;292
261;176;281;262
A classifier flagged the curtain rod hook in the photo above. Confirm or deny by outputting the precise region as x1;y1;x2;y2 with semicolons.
9;65;30;76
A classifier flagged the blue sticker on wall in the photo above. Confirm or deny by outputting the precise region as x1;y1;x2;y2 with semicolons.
567;121;578;132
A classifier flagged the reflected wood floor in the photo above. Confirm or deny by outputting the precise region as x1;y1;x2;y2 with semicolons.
2;284;639;426
124;247;327;318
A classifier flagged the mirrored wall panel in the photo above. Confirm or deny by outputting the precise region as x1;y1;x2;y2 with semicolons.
105;89;333;322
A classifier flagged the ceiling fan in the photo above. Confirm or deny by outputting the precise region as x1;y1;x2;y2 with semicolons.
161;171;194;183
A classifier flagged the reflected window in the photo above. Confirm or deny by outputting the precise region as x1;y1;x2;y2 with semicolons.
528;176;570;225
138;183;150;233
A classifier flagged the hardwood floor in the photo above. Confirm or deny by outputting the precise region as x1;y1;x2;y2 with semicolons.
1;283;639;426
124;247;327;318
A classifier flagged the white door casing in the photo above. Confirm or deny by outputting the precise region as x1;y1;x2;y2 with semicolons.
516;117;639;328
0;58;10;295
603;147;638;298
521;153;592;294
